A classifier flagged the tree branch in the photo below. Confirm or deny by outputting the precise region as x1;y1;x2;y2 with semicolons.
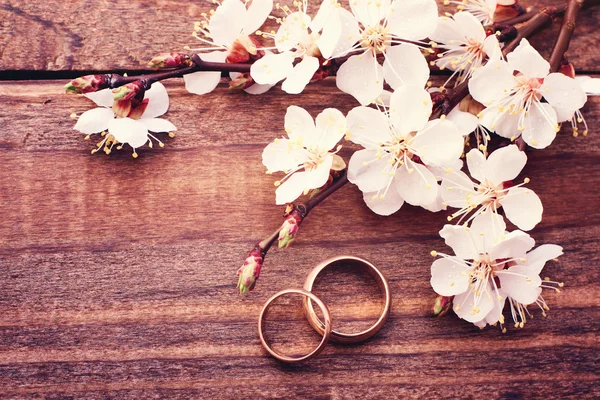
549;0;585;72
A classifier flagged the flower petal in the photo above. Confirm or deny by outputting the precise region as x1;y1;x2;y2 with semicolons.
108;117;149;149
74;108;114;134
440;169;476;208
250;52;295;85
429;16;464;45
411;119;464;167
395;161;438;207
281;56;320;94
348;149;391;193
470;211;507;254
489;230;535;261
362;187;405;216
576;75;600;95
142;82;170;119
312;108;347;150
483;144;526;187
389;85;432;134
453;11;485;43
208;0;247;46
84;89;114;108
383;43;430;90
275;11;312;52
468;60;516;106
522;244;563;274
350;0;390;27
463;149;485;183
275;171;308;204
497;265;542;305
453;282;495;323
285;105;316;142
306;154;334;191
447;106;479;137
322;9;361;58
521;102;558;149
184;52;227;95
431;257;472;296
439;224;479;260
386;0;438;41
500;187;543;231
262;138;306;172
336;52;384;105
139;118;177;133
346;106;391;149
243;0;273;35
506;38;549;79
482;34;502;61
541;72;587;115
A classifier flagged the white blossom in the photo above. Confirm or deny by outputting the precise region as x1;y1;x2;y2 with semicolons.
431;212;563;330
331;0;438;105
346;85;465;215
441;144;543;230
263;106;347;204
469;39;587;149
186;0;274;94
73;82;176;156
429;11;501;87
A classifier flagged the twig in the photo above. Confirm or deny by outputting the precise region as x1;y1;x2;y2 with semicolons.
549;0;585;72
502;6;562;54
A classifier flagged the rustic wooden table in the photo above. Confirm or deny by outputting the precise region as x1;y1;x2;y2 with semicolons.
1;0;599;398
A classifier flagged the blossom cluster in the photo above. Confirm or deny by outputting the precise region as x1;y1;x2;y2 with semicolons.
65;0;593;332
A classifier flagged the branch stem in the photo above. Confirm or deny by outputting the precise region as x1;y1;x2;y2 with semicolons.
549;0;584;71
106;54;252;89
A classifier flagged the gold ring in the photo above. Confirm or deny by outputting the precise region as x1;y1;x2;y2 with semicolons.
303;256;391;344
258;288;332;363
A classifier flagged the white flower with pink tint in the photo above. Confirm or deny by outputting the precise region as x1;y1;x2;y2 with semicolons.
430;213;563;330
186;0;274;94
73;82;175;156
429;11;501;87
469;39;587;149
263;106;347;204
441;144;543;231
332;0;439;104
346;85;464;215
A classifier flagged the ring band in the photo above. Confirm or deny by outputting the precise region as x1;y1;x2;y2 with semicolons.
302;256;391;344
258;288;332;363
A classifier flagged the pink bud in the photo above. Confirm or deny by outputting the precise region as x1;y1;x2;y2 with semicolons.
236;246;264;294
433;295;453;317
229;72;255;90
64;75;109;94
278;208;304;249
148;53;192;69
226;36;264;64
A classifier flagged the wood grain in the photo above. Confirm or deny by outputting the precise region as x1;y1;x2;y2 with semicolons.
1;0;600;398
0;0;599;72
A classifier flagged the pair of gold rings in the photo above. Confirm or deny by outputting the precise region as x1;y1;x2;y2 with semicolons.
258;256;391;363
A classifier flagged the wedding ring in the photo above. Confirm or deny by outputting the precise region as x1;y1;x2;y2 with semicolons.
303;256;391;344
258;288;332;363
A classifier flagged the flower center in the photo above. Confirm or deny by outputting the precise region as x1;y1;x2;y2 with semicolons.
361;24;391;54
303;149;327;171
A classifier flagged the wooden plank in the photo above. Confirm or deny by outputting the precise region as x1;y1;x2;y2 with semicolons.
0;74;599;397
1;0;599;72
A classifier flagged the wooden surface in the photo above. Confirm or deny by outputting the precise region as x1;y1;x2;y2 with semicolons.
1;0;599;398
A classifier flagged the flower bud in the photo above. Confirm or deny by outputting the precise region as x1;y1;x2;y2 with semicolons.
226;36;264;64
112;81;144;102
237;245;264;294
559;59;576;79
278;207;304;249
229;72;255;90
433;295;453;317
64;74;109;94
148;53;192;69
